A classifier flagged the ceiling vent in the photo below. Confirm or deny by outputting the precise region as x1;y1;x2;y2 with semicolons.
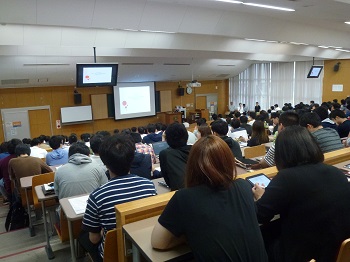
121;63;154;66
1;79;30;85
216;74;230;78
163;63;191;66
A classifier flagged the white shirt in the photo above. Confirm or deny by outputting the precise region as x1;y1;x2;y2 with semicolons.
187;131;197;145
30;146;47;158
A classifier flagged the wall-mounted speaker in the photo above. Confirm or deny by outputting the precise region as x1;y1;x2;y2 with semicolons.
334;62;341;72
178;88;185;96
74;93;82;104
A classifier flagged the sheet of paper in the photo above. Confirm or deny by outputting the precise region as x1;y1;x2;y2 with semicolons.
68;195;89;215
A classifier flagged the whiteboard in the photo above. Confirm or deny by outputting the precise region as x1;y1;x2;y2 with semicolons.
61;106;93;124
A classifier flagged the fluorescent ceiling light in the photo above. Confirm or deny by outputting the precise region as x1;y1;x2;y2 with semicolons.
245;38;266;42
345;21;350;24
243;3;295;11
289;42;309;45
140;29;176;34
318;46;329;48
328;45;343;49
123;29;138;32
335;48;350;52
216;0;243;3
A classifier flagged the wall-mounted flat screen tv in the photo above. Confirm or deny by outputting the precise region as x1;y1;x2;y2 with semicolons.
307;65;323;78
76;63;118;87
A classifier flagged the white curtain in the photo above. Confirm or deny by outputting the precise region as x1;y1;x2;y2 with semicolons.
229;61;323;111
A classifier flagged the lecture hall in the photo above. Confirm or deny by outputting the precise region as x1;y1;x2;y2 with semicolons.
1;1;350;261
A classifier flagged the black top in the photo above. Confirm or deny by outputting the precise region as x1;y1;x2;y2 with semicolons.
221;136;243;160
159;179;268;262
256;163;350;262
130;152;152;180
247;136;260;147
337;119;350;138
241;123;252;136
159;145;192;190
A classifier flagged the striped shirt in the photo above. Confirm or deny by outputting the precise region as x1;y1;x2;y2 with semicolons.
82;174;157;258
312;127;343;153
264;144;275;167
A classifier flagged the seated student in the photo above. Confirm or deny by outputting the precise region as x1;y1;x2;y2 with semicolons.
89;134;107;173
329;109;350;138
159;122;192;190
211;120;242;160
142;124;162;144
38;134;51;150
54;142;108;200
270;112;280;135
248;111;256;126
313;105;337;131
230;119;249;141
30;137;48;159
253;126;350;262
299;112;343;153
9;144;52;193
80;133;91;148
252;111;299;169
152;135;268;261
46;136;69;166
68;134;78;145
246;120;269;147
0;141;10;160
240;115;252;136
79;134;157;262
130;151;152;180
196;125;212;140
132;132;157;164
0;139;22;203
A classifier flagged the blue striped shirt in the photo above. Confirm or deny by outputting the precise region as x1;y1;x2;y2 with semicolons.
82;174;157;258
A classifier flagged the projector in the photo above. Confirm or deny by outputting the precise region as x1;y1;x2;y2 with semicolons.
186;82;201;88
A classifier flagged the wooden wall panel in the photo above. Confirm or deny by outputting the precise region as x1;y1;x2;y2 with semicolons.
322;59;350;102
15;88;36;107
160;90;172;112
28;109;51;138
91;94;108;120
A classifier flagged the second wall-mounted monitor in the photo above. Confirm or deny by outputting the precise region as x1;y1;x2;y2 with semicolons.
76;63;118;87
307;65;323;78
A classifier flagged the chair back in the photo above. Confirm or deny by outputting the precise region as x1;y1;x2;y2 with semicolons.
114;191;176;262
336;238;350;262
244;144;266;159
54;208;82;243
103;229;118;262
32;172;55;210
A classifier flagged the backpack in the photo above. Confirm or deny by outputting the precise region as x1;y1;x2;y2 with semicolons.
5;201;29;231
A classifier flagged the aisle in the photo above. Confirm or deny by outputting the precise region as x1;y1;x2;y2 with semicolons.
0;197;89;262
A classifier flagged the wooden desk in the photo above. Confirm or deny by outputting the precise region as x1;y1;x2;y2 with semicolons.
34;185;58;260
59;194;86;262
20;176;35;237
123;216;193;262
